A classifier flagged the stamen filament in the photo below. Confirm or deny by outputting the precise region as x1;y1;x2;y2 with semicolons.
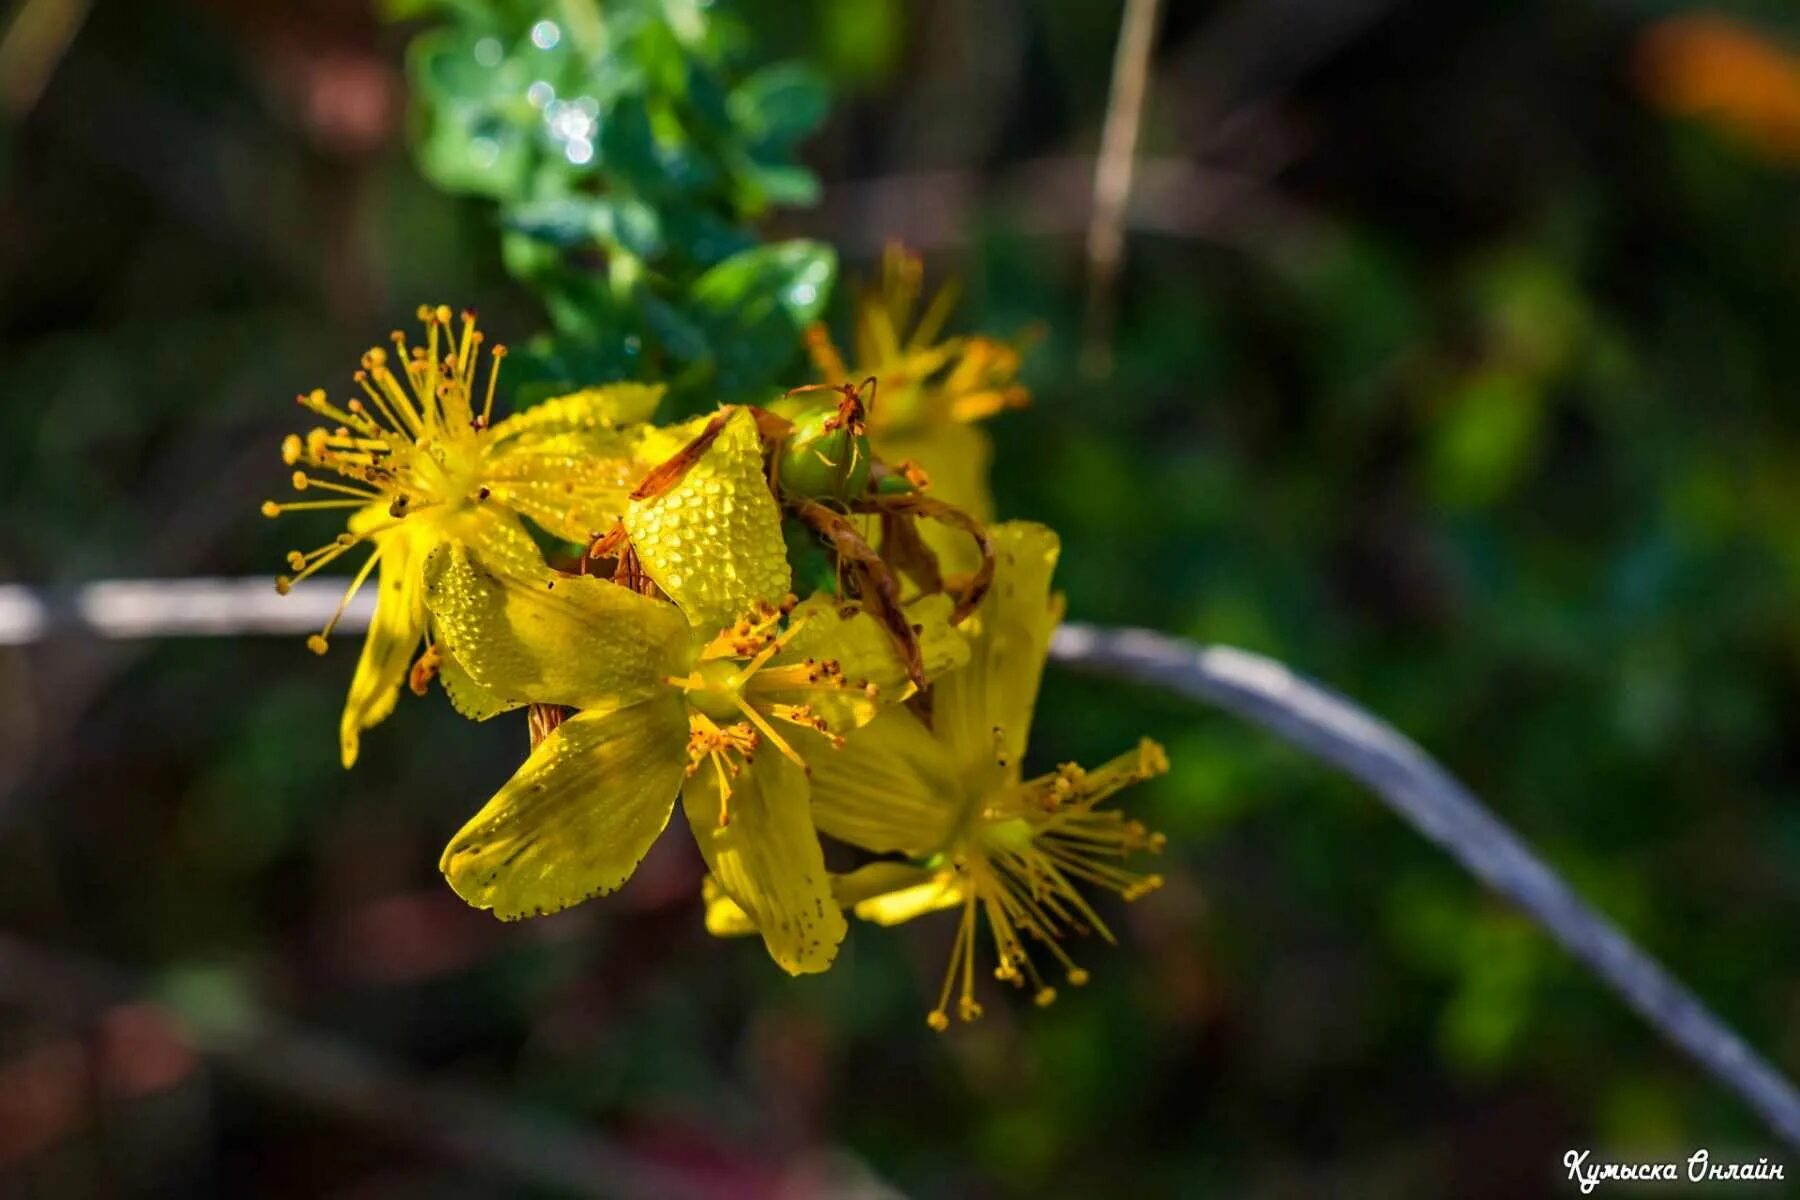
315;543;383;648
731;695;807;774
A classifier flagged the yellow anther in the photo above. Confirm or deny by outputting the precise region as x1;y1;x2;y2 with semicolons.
281;435;303;465
306;634;329;655
261;501;281;518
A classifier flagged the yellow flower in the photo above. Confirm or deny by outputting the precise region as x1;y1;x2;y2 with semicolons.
804;244;1029;530
712;523;1167;1024
261;305;660;767
422;407;968;975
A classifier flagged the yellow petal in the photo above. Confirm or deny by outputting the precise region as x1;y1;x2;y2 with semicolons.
339;529;427;769
832;860;938;905
876;421;995;522
882;423;996;576
437;645;521;721
748;592;967;734
440;695;688;920
626;408;791;633
808;708;963;855
459;505;551;578
933;521;1061;780
485;389;659;543
480;431;647;545
423;540;689;710
703;860;947;937
681;750;845;975
850;866;963;926
487;383;666;440
702;875;758;937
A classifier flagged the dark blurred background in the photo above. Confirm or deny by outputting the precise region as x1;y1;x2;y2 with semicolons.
4;0;1800;1195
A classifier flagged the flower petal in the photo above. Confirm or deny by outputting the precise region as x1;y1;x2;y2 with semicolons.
932;521;1061;779
681;750;846;975
808;708;963;855
702;860;947;937
339;530;427;769
702;875;758;937
748;592;967;734
488;383;665;441
424;540;689;711
437;645;521;721
480;428;648;545
440;696;688;920
460;505;551;578
847;864;963;926
626;408;791;633
876;423;996;572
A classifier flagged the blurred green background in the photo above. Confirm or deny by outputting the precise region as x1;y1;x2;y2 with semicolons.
3;0;1800;1195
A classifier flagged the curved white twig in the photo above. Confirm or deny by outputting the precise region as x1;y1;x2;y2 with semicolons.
1050;623;1800;1151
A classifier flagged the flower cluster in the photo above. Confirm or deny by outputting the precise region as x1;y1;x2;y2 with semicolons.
266;276;1167;1026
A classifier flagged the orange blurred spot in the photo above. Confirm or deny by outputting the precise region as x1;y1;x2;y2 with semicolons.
338;890;496;984
1637;15;1800;164
95;1003;197;1099
0;1040;86;1165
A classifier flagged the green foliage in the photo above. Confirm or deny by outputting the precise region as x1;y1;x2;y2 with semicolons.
396;0;835;407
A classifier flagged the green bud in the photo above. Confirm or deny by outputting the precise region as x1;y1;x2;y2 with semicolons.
776;387;872;502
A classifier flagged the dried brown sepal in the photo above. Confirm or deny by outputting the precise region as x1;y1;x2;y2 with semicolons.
880;506;944;596
794;498;925;688
747;403;795;447
629;410;731;502
583;520;660;597
584;520;630;564
857;492;995;623
527;703;567;750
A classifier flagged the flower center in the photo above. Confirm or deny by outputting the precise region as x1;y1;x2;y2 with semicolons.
686;656;746;722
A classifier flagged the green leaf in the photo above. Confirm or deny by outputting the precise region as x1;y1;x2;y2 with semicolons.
503;197;600;247
598;97;666;192
659;205;756;268
739;160;821;210
684;240;836;398
502;195;664;258
730;62;830;148
638;293;709;364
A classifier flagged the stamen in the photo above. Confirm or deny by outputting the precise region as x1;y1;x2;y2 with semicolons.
354;368;412;438
362;348;425;436
262;499;369;514
296;388;376;435
738;609;809;677
481;344;506;428
927;885;977;1033
291;473;380;501
731;695;808;775
311;544;383;656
